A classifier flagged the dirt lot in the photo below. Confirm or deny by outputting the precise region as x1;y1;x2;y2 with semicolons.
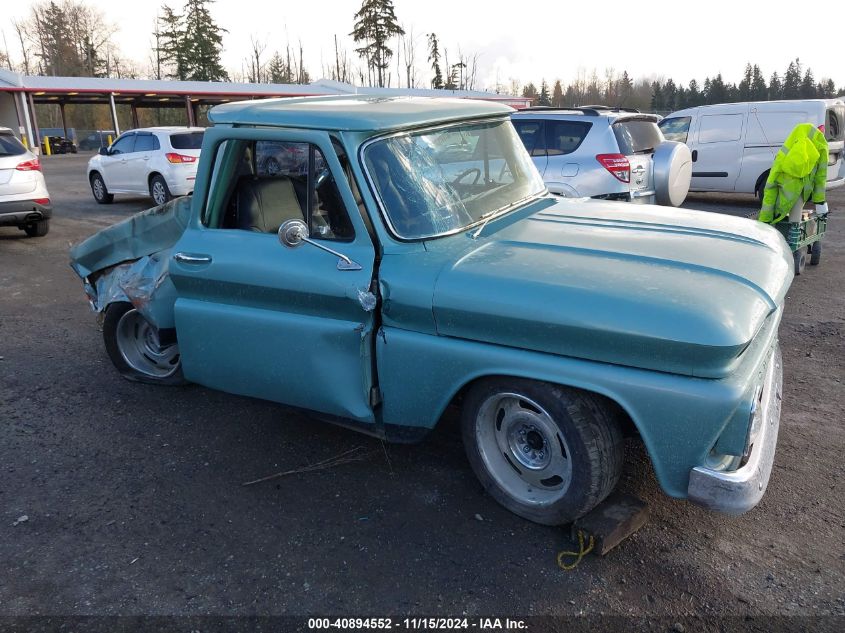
0;154;843;630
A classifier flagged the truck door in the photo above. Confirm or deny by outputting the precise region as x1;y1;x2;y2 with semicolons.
169;127;378;424
690;111;746;191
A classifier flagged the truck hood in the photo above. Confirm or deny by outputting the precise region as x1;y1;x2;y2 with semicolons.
431;199;793;377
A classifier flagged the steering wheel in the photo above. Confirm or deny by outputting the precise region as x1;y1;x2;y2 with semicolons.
451;167;481;186
314;168;331;189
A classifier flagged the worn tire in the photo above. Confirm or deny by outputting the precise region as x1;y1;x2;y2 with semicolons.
24;219;49;237
461;378;624;525
103;302;186;385
810;240;822;266
90;172;114;204
149;175;172;206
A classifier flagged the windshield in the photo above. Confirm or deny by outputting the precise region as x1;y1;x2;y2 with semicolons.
363;119;545;239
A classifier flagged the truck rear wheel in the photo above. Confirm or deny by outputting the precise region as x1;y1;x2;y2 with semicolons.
461;378;624;525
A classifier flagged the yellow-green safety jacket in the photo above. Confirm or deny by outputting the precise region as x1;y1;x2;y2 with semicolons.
758;123;828;224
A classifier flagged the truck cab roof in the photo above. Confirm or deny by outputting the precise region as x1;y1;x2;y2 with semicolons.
207;95;513;133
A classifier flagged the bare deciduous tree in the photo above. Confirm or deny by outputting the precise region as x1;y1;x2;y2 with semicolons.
246;35;267;83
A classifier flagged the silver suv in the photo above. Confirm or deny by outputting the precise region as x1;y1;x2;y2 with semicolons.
511;106;691;206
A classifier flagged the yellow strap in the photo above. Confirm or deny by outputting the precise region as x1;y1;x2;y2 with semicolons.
557;529;595;571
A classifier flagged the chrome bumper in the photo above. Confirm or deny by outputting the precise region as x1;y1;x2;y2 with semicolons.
687;345;783;515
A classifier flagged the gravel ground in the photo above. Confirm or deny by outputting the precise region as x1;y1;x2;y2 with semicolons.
0;154;843;631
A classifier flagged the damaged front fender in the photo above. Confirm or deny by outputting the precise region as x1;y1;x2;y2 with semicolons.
90;249;179;329
69;197;192;329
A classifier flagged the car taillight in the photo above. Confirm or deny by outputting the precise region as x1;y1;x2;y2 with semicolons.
34;198;50;205
818;124;825;133
596;154;630;182
166;153;197;164
16;158;41;171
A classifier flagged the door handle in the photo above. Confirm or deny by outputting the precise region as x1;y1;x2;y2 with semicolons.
173;252;212;264
691;150;698;162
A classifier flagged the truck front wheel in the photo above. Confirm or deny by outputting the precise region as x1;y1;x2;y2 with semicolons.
103;302;186;385
461;378;624;525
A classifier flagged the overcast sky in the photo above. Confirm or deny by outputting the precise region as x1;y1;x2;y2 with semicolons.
4;0;843;91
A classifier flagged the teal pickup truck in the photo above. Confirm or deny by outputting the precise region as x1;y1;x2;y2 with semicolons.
71;96;792;525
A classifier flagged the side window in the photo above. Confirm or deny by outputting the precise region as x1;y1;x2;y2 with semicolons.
658;117;691;143
134;134;159;152
512;120;546;156
698;114;744;144
544;120;591;156
207;139;353;241
109;134;135;155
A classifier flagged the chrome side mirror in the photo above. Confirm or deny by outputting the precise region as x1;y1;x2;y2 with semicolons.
277;218;362;271
278;219;308;248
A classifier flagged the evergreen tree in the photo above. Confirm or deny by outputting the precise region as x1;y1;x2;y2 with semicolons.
738;63;753;101
427;33;443;89
618;70;633;105
563;85;576;107
687;79;702;106
156;5;186;80
351;0;404;88
552;80;563;107
537;80;551;106
650;81;664;111
521;82;538;100
800;68;816;98
783;59;801;98
181;0;228;82
706;73;728;103
662;78;677;111
819;78;836;98
750;65;767;100
267;50;292;84
769;72;782;99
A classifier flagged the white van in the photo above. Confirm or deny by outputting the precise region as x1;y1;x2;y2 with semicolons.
659;99;845;198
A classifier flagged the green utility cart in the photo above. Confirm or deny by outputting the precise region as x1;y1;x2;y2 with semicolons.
775;209;827;275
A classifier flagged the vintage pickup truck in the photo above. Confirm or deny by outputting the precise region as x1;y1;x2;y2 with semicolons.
70;96;792;525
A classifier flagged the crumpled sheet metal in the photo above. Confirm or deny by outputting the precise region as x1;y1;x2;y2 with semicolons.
357;288;377;312
92;248;178;329
70;196;192;279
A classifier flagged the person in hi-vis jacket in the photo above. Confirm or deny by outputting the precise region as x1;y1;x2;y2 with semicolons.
759;122;829;224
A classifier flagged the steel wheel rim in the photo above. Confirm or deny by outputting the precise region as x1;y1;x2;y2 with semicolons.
116;308;180;378
93;178;104;200
475;392;572;506
152;181;166;205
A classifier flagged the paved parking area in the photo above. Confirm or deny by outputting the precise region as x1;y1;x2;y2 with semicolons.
1;154;843;627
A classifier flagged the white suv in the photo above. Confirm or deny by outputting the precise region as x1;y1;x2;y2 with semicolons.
0;127;52;237
511;107;692;206
87;127;204;206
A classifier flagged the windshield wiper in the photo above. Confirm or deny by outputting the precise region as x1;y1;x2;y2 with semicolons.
470;209;503;240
